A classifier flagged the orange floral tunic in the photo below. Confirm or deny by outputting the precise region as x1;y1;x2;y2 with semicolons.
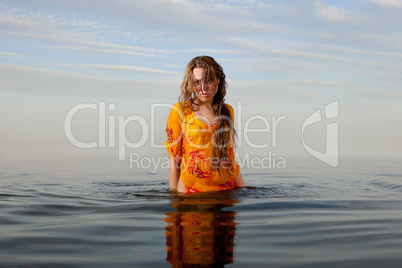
164;101;240;193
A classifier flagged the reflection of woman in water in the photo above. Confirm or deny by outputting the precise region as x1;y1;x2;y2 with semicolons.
164;191;239;266
165;56;245;193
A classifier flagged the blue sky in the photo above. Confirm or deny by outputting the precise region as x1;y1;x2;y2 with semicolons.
0;0;401;166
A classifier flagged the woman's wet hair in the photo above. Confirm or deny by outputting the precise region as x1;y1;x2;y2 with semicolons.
179;56;236;169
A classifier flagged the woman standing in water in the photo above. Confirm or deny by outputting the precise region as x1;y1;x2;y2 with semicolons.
165;56;245;193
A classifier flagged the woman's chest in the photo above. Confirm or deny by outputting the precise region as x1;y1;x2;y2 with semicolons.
182;119;215;147
193;109;217;126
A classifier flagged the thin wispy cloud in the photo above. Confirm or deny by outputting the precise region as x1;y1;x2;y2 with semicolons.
365;91;402;100
54;46;168;58
221;37;348;61
77;64;181;75
307;43;402;59
314;1;351;21
0;63;121;83
181;48;243;55
0;63;180;82
369;0;402;7
0;63;179;98
0;51;23;57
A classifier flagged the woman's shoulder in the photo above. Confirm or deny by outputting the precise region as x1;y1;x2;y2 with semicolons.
171;101;188;111
225;103;234;110
170;101;192;118
172;101;191;108
224;103;235;121
224;103;235;115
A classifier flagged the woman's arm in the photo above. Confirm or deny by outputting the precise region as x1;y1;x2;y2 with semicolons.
235;171;245;188
168;155;181;190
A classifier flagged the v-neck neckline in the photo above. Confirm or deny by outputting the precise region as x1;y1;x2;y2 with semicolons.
191;110;217;127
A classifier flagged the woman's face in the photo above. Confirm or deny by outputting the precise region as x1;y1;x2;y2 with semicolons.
192;67;218;104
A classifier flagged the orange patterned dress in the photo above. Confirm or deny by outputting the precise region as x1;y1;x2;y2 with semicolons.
164;101;240;193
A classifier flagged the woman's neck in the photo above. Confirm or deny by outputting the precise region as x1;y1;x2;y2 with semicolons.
193;98;214;109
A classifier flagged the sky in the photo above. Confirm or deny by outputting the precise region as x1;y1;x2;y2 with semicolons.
0;0;401;170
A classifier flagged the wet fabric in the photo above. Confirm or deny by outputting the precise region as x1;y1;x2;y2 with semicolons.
164;101;240;193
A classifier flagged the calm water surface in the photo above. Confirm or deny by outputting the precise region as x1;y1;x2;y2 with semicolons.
1;157;402;267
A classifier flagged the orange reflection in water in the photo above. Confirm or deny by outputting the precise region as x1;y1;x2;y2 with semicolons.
164;191;240;267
